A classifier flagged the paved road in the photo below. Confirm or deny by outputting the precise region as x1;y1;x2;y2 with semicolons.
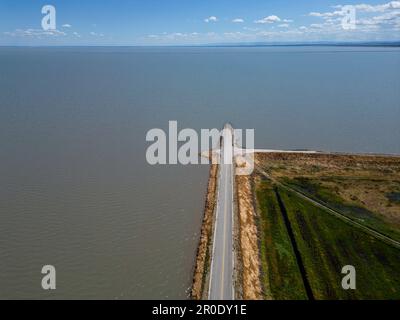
208;125;234;300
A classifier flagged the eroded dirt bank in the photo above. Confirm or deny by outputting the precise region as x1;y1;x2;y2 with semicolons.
191;164;218;300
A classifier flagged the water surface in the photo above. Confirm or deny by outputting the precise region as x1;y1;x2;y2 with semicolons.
0;46;399;298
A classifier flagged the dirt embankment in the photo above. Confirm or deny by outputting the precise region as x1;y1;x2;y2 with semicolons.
191;164;218;300
236;174;263;300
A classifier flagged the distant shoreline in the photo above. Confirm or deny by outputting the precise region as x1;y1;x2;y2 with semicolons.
201;42;400;48
1;41;400;48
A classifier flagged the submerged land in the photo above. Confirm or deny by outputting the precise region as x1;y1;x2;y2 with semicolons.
193;152;400;300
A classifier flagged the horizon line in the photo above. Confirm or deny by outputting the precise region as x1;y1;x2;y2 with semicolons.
1;40;400;48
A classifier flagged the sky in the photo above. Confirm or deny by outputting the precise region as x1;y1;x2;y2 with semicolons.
0;0;399;45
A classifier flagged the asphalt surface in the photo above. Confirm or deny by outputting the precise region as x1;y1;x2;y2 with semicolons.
208;125;234;300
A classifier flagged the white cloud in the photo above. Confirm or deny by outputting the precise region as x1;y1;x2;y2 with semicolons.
310;23;324;29
256;31;275;37
355;10;400;27
254;15;281;24
204;16;218;23
73;31;81;38
311;1;400;19
143;2;400;44
223;31;253;40
334;1;400;13
309;1;400;33
309;10;344;18
232;18;244;23
148;32;196;40
4;28;66;37
243;27;260;32
89;31;104;37
62;24;72;28
145;31;253;43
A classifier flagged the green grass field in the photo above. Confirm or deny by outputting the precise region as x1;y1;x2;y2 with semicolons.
256;178;307;300
255;178;400;299
283;177;400;242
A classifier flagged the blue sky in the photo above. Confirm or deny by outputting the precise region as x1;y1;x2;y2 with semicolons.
0;0;399;45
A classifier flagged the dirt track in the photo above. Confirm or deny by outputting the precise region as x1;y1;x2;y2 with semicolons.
236;174;262;300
